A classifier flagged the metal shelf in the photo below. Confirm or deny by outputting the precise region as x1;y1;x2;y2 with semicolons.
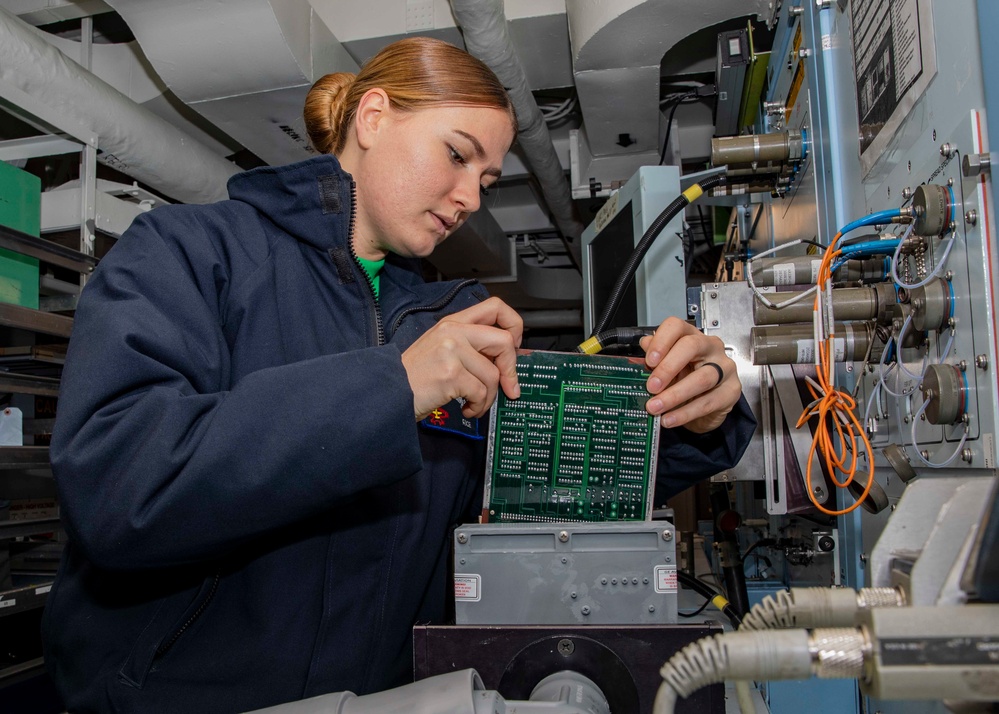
0;372;59;397
0;657;46;686
0;581;52;619
0;223;97;275
0;447;51;471
0;303;73;338
0;517;59;539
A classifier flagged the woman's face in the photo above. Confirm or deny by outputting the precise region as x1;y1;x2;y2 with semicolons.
347;98;514;261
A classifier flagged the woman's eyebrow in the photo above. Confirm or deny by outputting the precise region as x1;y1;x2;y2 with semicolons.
454;129;503;178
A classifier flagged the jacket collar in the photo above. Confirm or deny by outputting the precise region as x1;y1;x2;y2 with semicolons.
226;154;354;253
226;154;460;301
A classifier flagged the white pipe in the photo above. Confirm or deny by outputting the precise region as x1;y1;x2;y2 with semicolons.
449;0;585;253
0;7;238;204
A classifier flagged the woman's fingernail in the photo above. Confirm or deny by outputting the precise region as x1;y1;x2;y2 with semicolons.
648;351;661;365
661;414;676;428
648;377;663;393
647;399;663;413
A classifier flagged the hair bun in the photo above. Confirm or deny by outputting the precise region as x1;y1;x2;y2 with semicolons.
304;72;357;155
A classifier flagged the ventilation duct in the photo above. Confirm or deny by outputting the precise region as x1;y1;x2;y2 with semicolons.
0;6;237;204
104;0;359;167
566;0;769;158
449;0;585;245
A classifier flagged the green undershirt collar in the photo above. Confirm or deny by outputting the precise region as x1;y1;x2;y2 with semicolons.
355;255;386;299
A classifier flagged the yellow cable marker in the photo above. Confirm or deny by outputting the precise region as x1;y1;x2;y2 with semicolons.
682;183;704;203
577;336;602;355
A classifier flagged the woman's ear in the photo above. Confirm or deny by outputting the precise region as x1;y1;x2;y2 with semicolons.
354;88;391;150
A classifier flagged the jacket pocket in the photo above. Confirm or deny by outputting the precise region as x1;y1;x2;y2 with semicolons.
118;573;220;688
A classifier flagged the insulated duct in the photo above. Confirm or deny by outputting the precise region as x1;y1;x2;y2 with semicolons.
0;6;238;204
105;0;359;167
449;0;585;250
566;0;769;158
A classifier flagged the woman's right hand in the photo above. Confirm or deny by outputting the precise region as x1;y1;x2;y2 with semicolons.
401;297;523;421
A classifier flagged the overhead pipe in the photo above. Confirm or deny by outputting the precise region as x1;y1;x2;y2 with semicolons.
0;7;238;204
449;0;585;261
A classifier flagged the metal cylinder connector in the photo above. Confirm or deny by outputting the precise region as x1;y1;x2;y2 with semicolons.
711;130;805;167
751;323;879;365
809;628;869;680
753;283;896;325
908;278;953;332
920;364;967;425
751;256;887;286
856;587;906;610
912;184;955;236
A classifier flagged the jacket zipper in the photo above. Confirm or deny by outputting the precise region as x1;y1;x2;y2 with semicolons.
347;181;385;346
155;573;220;657
391;278;479;334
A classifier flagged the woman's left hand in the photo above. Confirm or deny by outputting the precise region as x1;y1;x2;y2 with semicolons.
639;317;742;434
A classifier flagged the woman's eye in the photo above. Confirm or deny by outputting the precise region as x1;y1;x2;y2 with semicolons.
480;185;490;196
449;146;466;164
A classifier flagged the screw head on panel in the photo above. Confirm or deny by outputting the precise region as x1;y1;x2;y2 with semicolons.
558;639;575;656
559;530;569;542
457;533;467;544
662;530;673;541
977;354;989;370
966;209;978;226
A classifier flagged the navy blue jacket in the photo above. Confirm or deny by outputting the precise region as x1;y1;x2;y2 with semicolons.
44;155;755;713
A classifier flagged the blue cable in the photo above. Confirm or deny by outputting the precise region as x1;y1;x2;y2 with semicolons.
838;209;902;237
830;240;902;273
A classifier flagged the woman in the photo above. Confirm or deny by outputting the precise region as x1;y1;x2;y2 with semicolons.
44;37;752;713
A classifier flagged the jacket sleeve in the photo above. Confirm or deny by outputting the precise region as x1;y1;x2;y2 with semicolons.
654;394;757;501
50;211;424;572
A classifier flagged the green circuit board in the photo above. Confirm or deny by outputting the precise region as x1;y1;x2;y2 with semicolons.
483;350;659;523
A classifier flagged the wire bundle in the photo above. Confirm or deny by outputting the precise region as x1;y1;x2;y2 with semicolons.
798;211;904;515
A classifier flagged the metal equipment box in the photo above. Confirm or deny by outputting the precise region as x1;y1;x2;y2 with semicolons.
454;520;677;625
413;623;725;714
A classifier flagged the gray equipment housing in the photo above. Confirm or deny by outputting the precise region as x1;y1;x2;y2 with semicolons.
454;520;677;625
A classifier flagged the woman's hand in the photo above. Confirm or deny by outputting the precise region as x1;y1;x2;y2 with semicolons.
401;297;522;421
639;317;742;434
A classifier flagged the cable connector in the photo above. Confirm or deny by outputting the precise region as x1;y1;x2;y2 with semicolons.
740;586;905;632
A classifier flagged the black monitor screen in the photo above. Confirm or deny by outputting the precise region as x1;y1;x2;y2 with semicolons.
588;203;638;331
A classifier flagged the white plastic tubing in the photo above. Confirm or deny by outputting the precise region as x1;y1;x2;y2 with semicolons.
0;7;238;204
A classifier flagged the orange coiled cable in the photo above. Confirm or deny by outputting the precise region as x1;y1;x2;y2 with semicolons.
794;233;875;516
